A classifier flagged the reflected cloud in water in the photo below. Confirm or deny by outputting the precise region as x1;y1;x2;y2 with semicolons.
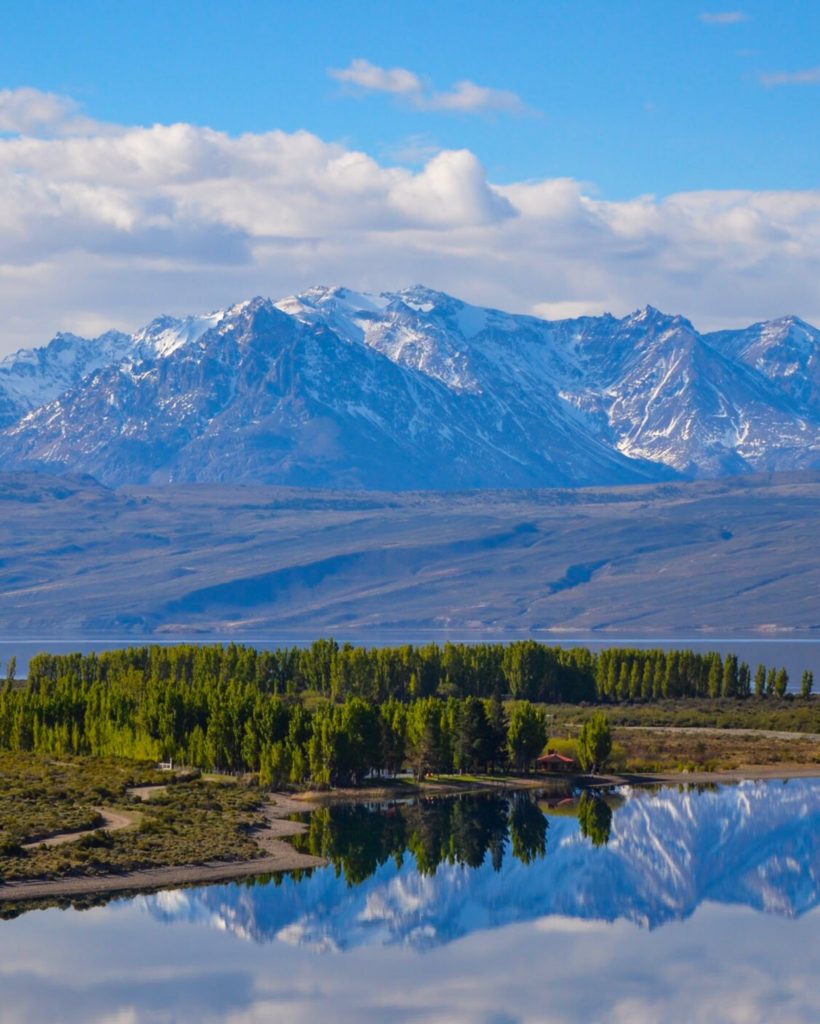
0;779;817;1023
144;779;820;948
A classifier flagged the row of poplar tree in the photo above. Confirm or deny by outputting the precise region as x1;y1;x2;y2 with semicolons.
0;641;809;784
8;640;810;702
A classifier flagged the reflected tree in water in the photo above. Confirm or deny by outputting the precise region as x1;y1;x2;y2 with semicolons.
292;793;552;883
291;804;408;885
509;793;548;864
577;792;613;847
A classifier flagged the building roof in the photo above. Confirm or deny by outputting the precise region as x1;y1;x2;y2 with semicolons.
536;750;576;764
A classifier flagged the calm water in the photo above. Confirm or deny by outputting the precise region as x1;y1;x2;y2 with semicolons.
1;780;818;1023
1;635;818;688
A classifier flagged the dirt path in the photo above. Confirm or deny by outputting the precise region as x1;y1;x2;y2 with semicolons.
126;784;169;801
1;795;323;904
614;725;820;742
587;763;820;787
22;807;138;850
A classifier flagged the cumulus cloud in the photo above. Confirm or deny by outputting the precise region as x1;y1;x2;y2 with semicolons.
698;11;748;24
1;92;820;351
329;59;531;115
760;65;820;87
0;87;103;136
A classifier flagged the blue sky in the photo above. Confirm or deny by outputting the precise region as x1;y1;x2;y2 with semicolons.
2;0;817;195
0;1;819;348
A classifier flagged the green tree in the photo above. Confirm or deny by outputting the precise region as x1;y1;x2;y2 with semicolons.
453;697;491;773
738;661;751;698
577;792;612;847
707;655;722;699
502;641;552;702
774;668;789;698
722;654;739;698
407;699;446;780
800;671;814;699
629;661;642;700
484;694;508;773
577;713;612;774
507;703;547;772
754;663;766;697
509;794;548;864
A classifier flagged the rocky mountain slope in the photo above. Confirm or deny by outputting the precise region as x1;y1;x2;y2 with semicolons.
0;287;817;488
0;471;816;637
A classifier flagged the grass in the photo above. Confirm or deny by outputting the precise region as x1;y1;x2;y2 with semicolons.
0;752;165;848
544;697;820;735
0;752;267;883
610;727;820;774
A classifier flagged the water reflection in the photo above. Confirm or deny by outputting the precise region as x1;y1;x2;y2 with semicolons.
288;791;549;883
577;791;613;847
0;780;818;1023
144;779;820;949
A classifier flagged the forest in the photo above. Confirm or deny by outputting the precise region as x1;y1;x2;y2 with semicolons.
0;641;811;786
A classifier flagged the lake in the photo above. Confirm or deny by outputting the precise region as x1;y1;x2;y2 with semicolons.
1;635;818;689
1;779;818;1023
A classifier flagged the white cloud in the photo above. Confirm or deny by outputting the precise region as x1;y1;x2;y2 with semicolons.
329;59;531;115
422;80;528;115
699;11;749;24
330;58;422;97
0;87;103;136
1;92;820;352
760;65;820;87
381;133;442;165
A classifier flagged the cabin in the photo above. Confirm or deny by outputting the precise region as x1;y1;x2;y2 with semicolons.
535;750;577;773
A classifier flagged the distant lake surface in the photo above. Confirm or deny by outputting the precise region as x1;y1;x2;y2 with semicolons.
1;780;818;1023
1;634;817;689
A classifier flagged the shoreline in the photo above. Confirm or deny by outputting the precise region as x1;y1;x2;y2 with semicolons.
2;765;819;907
0;793;324;906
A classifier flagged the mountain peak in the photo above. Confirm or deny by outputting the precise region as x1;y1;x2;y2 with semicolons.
0;286;817;486
392;283;456;308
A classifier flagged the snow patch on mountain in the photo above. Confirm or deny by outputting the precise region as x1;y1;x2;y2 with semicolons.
0;286;818;487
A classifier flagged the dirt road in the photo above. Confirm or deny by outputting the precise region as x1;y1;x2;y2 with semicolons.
22;807;138;850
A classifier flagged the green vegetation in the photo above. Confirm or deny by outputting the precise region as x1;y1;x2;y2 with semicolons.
577;792;613;847
546;698;819;734
291;792;551;883
608;727;820;774
507;703;548;771
0;752;163;849
0;752;265;883
577;713;613;773
0;644;815;791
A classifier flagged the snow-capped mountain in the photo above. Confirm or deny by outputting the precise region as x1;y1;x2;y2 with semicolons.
0;287;817;488
0;309;227;429
142;779;820;949
706;315;820;417
0;330;133;428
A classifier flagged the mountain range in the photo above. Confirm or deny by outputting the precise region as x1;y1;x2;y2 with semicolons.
0;286;817;488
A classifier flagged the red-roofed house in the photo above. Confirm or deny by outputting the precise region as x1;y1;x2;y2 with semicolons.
535;750;577;773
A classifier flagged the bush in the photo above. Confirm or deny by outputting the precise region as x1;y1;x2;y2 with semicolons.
547;737;578;759
0;838;25;858
76;829;114;851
